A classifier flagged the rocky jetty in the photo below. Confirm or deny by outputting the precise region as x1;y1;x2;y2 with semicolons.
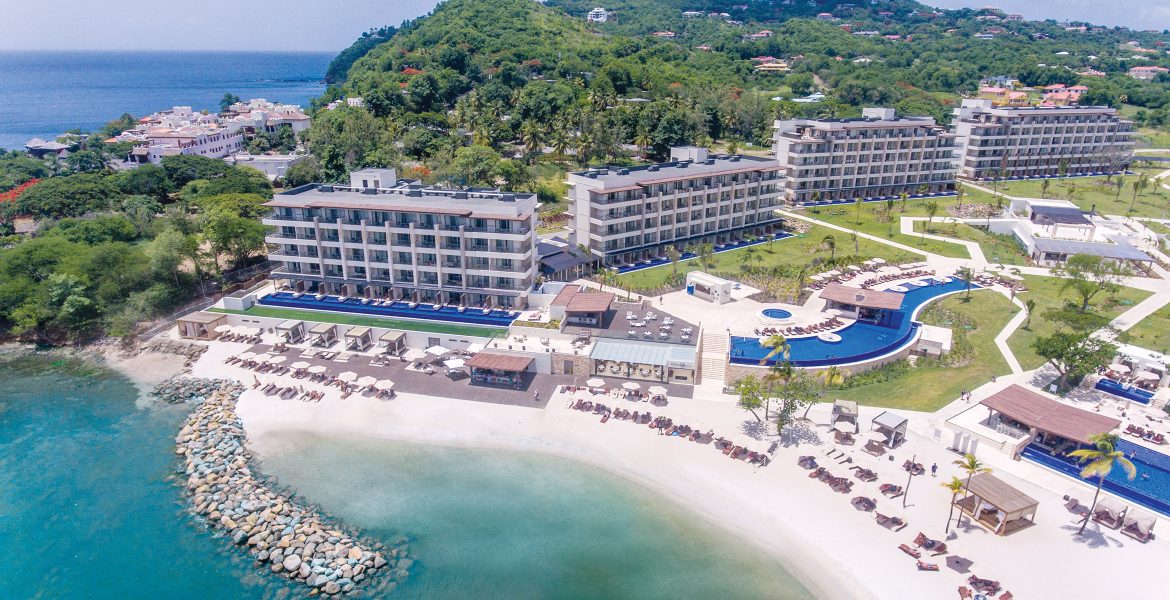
175;386;400;594
138;339;207;367
153;377;243;404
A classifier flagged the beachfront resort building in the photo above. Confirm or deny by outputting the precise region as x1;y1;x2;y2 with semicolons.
220;98;312;134
115;106;245;165
950;99;1135;180
263;169;539;308
771;108;957;204
565;147;785;267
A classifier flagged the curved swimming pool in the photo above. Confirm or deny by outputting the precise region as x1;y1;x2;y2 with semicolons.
761;308;793;320
259;292;519;327
730;278;973;368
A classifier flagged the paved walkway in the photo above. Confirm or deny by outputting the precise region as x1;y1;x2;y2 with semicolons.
777;209;929;257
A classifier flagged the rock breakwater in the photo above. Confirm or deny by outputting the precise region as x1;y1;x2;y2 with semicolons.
175;386;402;595
153;377;243;404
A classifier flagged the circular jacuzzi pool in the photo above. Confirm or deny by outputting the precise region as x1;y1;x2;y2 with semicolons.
761;308;794;319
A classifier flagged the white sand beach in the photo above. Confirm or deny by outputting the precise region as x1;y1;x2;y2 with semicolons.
180;342;1168;600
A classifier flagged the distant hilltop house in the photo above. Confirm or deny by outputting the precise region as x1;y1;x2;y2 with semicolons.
1005;14;1023;21
681;10;704;17
980;75;1021;89
326;97;364;111
23;138;71;159
224;153;311;182
586;7;609;23
1040;84;1087;107
1129;66;1169;81
695;44;712;51
790;92;826;103
1078;68;1107;77
741;30;773;41
816;13;835;21
651;31;676;38
973;32;996;40
754;60;791;73
978;87;1029;107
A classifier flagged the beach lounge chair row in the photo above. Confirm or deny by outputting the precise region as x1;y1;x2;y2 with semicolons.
857;269;934;289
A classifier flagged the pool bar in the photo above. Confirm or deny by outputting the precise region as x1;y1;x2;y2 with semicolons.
1094;378;1155;405
259;292;519;327
730;278;972;368
1021;441;1170;517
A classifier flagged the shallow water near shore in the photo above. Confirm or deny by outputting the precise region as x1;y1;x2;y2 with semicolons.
0;354;813;599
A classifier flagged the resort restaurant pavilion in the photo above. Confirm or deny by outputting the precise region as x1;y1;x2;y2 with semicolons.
819;284;904;324
589;339;696;384
466;352;535;389
979;384;1121;456
954;472;1039;536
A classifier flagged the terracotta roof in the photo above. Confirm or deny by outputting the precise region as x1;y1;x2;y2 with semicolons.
550;284;581;307
566;291;615;313
465;352;534;372
820;284;904;310
980;384;1120;444
964;472;1039;514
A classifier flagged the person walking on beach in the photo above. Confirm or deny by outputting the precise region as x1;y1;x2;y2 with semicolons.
930;463;938;477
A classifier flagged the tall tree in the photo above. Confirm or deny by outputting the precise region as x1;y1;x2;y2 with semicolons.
1055;254;1126;313
1068;433;1136;535
942;476;966;534
1033;331;1117;392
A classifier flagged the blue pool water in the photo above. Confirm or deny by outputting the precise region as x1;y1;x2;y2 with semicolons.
615;233;794;274
1094;378;1155;405
730;278;972;368
1021;440;1170;517
762;308;793;319
259;292;518;327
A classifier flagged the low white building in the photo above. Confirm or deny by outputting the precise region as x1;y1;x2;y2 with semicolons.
222;99;312;134
685;271;734;304
224;153;311;181
989;198;1155;267
587;7;610;22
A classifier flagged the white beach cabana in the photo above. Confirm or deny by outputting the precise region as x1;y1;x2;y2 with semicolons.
871;410;908;447
954;472;1039;536
379;330;406;355
344;326;373;351
276;319;305;344
310;323;338;347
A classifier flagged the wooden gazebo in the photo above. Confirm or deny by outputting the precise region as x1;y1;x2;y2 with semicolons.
176;311;226;341
954;472;1039;536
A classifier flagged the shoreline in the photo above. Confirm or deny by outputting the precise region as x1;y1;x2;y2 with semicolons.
248;422;845;600
233;382;873;600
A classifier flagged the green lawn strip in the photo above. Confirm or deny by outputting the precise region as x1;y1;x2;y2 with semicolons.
209;306;506;338
1138;128;1170;149
805;201;972;259
615;225;918;291
1005;274;1152;371
834;290;1017;412
991;168;1170;218
1123;305;1170;355
1141;219;1170;236
910;221;1029;266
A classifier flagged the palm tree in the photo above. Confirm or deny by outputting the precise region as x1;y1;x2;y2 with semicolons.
521;122;544;161
885;197;897;236
1114;177;1126;202
854;197;864;225
1040;178;1051;199
955;184;965;210
634;129;653;160
819;365;845;387
821;234;836;261
957;267;974;300
1069;433;1136;535
759;334;790;364
953;453;990;496
575;132;593;166
942;476;966;534
1024;298;1036;328
698;243;715;270
666;245;681;276
899;192;909;213
550;128;570;159
1131;175;1151;214
923;200;939;240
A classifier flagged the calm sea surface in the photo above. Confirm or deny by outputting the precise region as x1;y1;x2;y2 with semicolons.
0;51;332;150
0;354;814;599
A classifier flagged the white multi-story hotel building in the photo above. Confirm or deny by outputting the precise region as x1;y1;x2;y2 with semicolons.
950;99;1135;180
586;7;610;22
566;147;785;266
771;108;957;204
263;169;538;308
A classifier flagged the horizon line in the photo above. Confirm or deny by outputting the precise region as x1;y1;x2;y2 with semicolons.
0;48;342;54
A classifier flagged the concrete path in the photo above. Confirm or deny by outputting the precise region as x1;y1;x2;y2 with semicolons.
993;297;1029;375
777;209;929;257
899;216;987;263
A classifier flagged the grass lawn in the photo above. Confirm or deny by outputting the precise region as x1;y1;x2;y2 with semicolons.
209;306;506;338
1138;128;1170;149
911;221;1030;266
1005;274;1152;371
990;168;1170;218
805;199;972;258
1140;219;1170;236
1124;305;1170;355
614;225;918;292
834;289;1017;412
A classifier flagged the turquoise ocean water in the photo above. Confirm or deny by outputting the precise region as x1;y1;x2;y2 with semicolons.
0;355;814;599
0;51;332;150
